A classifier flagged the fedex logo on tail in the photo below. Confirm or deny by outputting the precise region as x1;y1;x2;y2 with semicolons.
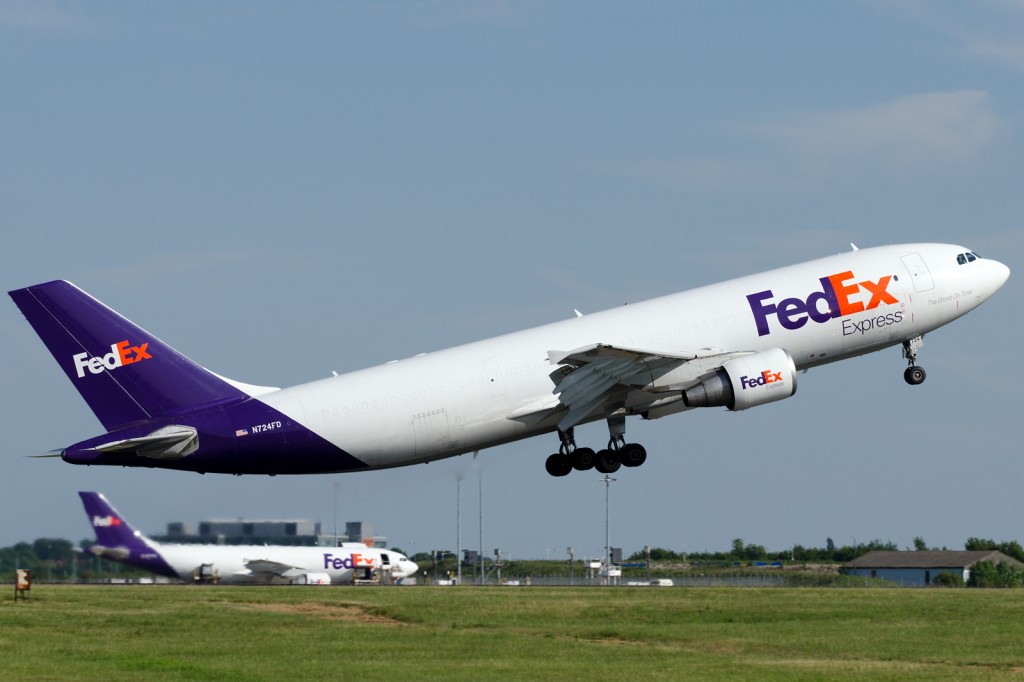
73;341;152;378
92;515;122;528
746;271;900;337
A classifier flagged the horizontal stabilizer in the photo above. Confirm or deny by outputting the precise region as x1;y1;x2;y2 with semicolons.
89;425;199;460
29;450;64;459
86;545;131;561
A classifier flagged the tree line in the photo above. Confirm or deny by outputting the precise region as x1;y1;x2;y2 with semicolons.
627;536;1024;565
5;535;1023;583
1;539;152;582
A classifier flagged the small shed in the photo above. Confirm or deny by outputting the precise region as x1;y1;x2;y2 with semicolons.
843;550;1023;586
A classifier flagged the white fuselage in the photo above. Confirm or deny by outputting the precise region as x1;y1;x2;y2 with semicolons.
152;542;418;584
257;243;1008;469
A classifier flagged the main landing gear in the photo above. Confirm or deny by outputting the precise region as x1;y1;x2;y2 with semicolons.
544;423;648;478
902;336;926;385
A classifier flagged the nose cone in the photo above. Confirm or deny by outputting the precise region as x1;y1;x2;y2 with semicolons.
978;258;1011;301
992;259;1011;289
393;558;418;578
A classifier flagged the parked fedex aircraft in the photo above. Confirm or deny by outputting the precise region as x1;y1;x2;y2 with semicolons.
79;492;418;584
9;243;1009;478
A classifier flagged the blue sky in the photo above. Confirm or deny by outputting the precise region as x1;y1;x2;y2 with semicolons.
2;1;1021;561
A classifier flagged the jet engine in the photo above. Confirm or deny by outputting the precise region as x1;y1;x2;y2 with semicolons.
683;348;797;411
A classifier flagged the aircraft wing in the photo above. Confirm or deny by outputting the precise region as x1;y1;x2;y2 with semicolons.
86;425;199;460
546;343;752;431
243;559;308;579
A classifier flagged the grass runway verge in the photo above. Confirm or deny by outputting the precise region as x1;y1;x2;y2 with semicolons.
2;585;1023;680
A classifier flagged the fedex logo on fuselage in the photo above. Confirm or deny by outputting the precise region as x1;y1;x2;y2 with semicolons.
746;271;899;337
92;515;122;528
322;552;375;571
73;340;152;378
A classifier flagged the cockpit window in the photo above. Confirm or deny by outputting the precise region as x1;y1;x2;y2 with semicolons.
967;252;977;262
957;254;967;265
957;252;982;265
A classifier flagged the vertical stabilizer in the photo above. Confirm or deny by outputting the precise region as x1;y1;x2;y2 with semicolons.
79;491;149;548
78;492;179;579
9;281;250;431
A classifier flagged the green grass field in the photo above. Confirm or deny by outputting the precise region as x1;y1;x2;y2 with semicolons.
2;585;1023;680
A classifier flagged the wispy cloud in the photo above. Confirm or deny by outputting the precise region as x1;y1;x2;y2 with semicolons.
605;91;1002;195
607;156;811;194
364;0;550;30
0;1;88;31
749;90;1001;174
964;40;1024;72
83;250;262;288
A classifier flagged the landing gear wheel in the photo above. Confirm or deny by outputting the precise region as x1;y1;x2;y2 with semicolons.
595;449;621;474
571;447;596;471
545;453;572;477
620;443;647;468
904;366;926;385
902;337;926;385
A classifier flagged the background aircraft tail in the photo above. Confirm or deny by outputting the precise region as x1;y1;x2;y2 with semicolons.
79;491;150;548
9;280;257;431
79;491;180;579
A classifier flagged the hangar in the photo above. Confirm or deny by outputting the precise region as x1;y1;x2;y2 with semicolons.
844;550;1023;586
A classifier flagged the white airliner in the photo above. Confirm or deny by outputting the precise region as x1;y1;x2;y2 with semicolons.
79;492;418;584
9;243;1009;477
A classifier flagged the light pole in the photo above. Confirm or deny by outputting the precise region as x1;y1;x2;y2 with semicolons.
333;482;339;547
567;546;575;586
478;469;484;585
602;475;616;584
456;474;462;585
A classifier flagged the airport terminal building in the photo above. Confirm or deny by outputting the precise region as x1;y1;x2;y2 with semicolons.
156;519;386;547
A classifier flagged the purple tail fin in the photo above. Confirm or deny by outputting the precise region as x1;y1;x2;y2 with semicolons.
79;492;179;579
78;491;148;548
9;280;248;431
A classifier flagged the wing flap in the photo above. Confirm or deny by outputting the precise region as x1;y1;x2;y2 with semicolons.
547;343;752;430
244;559;305;578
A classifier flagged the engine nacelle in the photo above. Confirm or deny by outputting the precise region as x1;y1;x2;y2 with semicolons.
683;348;797;411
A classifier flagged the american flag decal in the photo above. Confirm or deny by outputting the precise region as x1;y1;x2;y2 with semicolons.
235;428;248;437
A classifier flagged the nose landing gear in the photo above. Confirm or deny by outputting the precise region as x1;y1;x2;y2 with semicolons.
903;336;926;385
